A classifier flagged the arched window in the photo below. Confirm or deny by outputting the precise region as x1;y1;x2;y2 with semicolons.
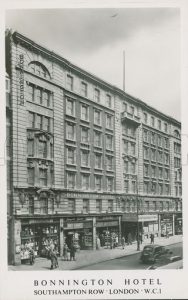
28;61;50;79
174;130;180;139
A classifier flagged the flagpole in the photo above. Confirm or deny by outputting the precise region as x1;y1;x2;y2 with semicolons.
123;50;125;91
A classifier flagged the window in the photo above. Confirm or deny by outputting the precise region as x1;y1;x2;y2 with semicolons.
151;149;156;161
39;169;47;186
144;164;149;177
129;106;134;115
164;153;169;164
106;94;112;107
27;84;34;102
82;174;90;190
28;112;35;128
28;168;34;185
143;112;147;124
94;109;101;125
123;102;127;111
40;197;48;214
67;147;75;164
143;130;149;143
158;151;163;163
81;104;89;121
94;88;100;102
124;180;129;193
158;119;161;130
159;201;163;211
107;177;113;191
123;140;128;153
151;132;156;145
50;166;54;185
106;135;113;150
96;199;102;213
132;181;136;193
106;114;113;129
66;123;75;140
124;160;128;173
151;182;156;194
83;199;89;213
174;157;181;168
95;175;102;191
27;140;34;157
106;156;113;170
144;181;149;194
67;172;76;189
158;135;162;147
81;127;89;143
130;161;136;174
144;147;149;160
164;137;169;148
36;87;42;104
67;74;73;91
28;196;34;215
66;98;75;116
164;123;168;132
50;143;53;159
158;184;163;195
151;166;156;178
36;114;42;129
165;184;170;195
43;91;50;107
68;199;75;213
95;153;102;168
145;201;149;212
38;141;47;158
81;150;90;167
81;82;87;97
43;117;50;132
158;167;163;179
94;131;102;147
164;169;169;180
108;200;113;212
126;200;130;212
130;143;136;156
151;116;155;127
29;62;50;79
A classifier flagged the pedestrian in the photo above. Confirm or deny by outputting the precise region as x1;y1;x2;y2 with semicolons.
121;236;125;249
96;237;101;249
70;243;76;261
110;236;113;249
63;243;69;261
127;232;132;245
139;233;143;244
150;233;154;244
115;235;119;247
166;231;169;238
49;248;59;270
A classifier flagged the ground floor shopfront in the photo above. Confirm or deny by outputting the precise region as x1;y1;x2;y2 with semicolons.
11;214;122;265
122;212;182;242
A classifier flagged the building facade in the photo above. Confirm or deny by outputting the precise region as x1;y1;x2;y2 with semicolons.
5;30;182;265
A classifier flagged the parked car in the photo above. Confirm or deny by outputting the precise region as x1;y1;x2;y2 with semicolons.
140;244;173;264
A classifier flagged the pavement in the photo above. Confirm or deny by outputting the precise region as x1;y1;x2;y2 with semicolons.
8;234;182;271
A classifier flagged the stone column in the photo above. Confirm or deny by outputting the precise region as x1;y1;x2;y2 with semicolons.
60;218;64;256
14;219;21;265
118;215;122;243
92;217;96;250
158;214;161;237
172;214;175;236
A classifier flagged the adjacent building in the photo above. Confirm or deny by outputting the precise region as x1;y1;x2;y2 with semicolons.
5;30;182;265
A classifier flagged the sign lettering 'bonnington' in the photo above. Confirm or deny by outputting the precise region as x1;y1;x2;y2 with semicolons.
19;54;24;105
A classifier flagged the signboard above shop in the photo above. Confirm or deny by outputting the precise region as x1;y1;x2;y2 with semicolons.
122;214;158;222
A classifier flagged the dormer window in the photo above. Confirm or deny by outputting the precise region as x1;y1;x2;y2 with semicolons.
28;61;50;79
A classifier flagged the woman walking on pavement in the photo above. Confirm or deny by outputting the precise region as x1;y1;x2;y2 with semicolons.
63;242;69;261
70;243;76;261
121;236;125;249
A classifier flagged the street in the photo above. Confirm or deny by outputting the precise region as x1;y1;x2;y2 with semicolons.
78;242;182;270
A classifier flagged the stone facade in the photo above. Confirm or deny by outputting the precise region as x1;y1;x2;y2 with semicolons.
6;30;182;265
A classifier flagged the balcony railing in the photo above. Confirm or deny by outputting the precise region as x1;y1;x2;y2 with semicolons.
121;111;141;125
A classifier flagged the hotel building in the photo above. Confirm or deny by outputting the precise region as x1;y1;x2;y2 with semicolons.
5;30;182;265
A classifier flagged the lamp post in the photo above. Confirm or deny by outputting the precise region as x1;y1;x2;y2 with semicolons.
136;190;140;251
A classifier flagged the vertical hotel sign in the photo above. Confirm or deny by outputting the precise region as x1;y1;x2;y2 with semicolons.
19;54;24;105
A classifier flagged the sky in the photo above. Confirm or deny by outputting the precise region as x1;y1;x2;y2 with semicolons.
6;8;180;120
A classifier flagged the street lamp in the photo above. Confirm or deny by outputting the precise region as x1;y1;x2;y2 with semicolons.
136;193;140;251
